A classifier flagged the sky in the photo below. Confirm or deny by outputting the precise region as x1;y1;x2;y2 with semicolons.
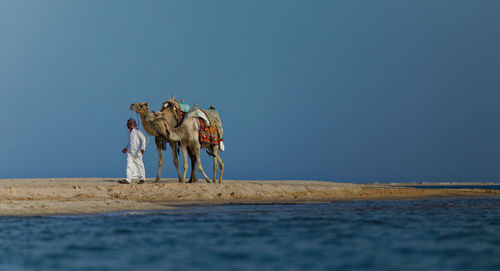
1;0;499;183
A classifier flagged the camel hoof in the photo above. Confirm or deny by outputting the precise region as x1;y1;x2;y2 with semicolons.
205;179;211;183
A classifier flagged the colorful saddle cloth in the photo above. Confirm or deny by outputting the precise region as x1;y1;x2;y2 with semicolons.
199;119;221;145
202;108;223;138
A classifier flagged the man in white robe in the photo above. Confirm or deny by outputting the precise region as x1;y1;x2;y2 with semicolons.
120;118;147;184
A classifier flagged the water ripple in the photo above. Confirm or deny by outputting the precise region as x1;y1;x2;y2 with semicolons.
1;198;500;270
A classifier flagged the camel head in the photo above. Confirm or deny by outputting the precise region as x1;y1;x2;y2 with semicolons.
147;108;177;124
145;111;172;139
130;102;149;115
144;111;161;123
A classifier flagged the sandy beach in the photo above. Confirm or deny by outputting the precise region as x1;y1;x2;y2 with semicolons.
0;178;499;216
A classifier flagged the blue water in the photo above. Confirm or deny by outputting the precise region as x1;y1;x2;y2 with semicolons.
408;185;500;190
1;198;500;271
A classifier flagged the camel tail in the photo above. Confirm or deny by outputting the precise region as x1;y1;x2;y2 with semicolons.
161;139;167;151
176;142;180;156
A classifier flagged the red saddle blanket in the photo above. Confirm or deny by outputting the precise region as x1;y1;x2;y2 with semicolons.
199;119;221;145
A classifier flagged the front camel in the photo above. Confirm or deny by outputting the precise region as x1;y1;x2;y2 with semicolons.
130;102;183;183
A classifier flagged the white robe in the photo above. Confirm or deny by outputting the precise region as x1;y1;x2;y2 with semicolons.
125;128;147;182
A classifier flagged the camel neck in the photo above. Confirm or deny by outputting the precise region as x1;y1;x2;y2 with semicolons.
137;111;158;136
164;118;187;142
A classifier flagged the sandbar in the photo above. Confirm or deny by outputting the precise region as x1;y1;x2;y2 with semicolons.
0;178;499;216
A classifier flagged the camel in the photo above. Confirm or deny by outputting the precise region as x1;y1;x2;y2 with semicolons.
146;105;224;183
129;102;190;183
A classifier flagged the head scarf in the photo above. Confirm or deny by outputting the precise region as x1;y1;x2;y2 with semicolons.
127;118;137;128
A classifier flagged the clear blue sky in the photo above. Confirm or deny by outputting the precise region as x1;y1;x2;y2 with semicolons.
1;1;499;182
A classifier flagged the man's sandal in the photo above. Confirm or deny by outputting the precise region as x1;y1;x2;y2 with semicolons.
138;180;145;184
118;180;130;184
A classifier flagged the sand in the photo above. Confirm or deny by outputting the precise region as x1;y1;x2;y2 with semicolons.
0;178;499;216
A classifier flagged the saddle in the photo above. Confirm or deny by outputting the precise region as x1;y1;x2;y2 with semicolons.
186;106;224;148
162;98;186;125
202;107;223;138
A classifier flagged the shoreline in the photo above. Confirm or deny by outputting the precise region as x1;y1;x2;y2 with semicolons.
1;178;499;216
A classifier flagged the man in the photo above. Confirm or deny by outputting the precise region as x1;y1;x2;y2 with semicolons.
120;118;147;184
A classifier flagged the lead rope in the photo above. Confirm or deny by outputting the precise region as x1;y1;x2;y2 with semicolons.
136;112;151;145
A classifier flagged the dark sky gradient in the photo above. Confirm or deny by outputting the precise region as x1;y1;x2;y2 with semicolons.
1;1;499;182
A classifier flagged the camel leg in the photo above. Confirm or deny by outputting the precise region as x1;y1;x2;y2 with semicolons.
211;146;218;183
193;146;211;183
212;154;218;183
181;144;189;183
214;147;224;184
188;146;198;183
169;141;182;183
210;145;224;184
155;137;163;183
217;155;224;184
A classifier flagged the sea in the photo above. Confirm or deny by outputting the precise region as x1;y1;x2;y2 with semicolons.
1;196;499;270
